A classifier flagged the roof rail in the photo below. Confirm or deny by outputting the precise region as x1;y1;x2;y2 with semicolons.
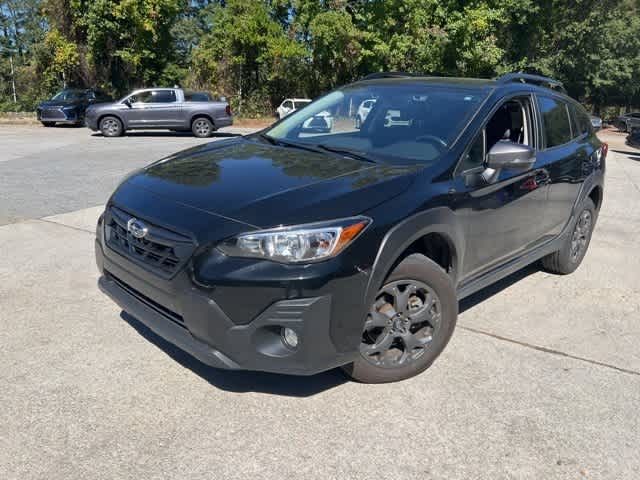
497;72;566;93
361;72;417;81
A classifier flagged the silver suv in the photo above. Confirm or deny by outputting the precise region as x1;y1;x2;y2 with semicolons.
85;88;233;138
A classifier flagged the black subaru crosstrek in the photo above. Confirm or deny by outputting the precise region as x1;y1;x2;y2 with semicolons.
96;73;606;383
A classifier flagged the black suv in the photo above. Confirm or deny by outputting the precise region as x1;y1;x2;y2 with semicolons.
96;73;606;383
37;88;112;127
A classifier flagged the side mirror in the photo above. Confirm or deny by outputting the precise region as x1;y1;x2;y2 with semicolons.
123;99;132;108
487;141;535;170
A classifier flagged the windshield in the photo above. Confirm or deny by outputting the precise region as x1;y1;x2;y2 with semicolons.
266;82;490;165
51;89;86;101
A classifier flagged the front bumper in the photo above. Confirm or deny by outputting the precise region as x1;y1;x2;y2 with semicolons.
37;107;82;124
96;236;363;375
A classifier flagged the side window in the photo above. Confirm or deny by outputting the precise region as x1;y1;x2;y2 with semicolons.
129;91;153;103
458;96;534;175
538;96;572;148
459;132;485;172
151;90;177;103
569;104;591;137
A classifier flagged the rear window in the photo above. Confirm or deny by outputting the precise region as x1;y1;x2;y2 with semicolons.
538;96;572;148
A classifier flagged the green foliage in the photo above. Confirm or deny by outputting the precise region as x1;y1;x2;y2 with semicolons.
0;0;639;113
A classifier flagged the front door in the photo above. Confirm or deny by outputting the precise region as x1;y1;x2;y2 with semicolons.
454;95;551;281
126;90;182;128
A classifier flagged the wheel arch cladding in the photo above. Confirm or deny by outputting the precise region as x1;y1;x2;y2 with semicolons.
364;207;464;310
588;185;603;210
190;113;215;127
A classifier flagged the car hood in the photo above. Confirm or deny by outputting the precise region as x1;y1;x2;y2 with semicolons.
116;138;419;233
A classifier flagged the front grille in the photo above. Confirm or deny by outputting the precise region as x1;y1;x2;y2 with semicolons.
41;108;66;120
105;206;195;278
108;271;186;328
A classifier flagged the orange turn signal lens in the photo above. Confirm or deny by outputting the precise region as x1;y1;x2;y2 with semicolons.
334;220;370;254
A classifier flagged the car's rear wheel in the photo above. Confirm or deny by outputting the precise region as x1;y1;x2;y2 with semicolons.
192;117;215;138
342;254;457;383
541;198;596;275
41;122;55;127
100;116;123;137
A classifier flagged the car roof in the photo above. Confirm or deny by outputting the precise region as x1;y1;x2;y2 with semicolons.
351;75;577;103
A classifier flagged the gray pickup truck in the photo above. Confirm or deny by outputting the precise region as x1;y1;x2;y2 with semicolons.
85;88;233;138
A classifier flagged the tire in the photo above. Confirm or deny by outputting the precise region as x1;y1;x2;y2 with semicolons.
192;117;215;138
541;198;596;275
99;116;124;137
41;122;55;127
342;254;458;383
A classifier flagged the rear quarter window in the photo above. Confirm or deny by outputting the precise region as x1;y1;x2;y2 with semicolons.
569;104;592;137
538;96;573;148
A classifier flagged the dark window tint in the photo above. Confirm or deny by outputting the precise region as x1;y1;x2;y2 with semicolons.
569;104;591;136
151;90;177;103
539;96;572;147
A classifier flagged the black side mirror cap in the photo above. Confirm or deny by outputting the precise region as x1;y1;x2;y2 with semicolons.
123;99;132;108
487;140;535;170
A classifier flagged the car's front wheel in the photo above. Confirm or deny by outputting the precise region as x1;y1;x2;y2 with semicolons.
99;116;124;137
343;254;457;383
192;117;215;138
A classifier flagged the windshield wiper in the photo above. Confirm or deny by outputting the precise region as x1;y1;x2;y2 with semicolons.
259;134;325;154
258;133;277;145
316;144;378;164
259;135;377;164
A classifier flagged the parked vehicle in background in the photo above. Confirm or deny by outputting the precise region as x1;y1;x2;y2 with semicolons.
628;124;640;148
614;112;640;132
96;72;606;383
590;115;602;131
85;88;232;138
355;98;377;128
276;98;311;119
301;110;334;132
37;88;112;127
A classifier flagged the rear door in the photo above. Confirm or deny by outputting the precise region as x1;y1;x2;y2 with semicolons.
534;95;586;236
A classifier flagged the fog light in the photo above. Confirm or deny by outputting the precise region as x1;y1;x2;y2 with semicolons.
281;327;299;349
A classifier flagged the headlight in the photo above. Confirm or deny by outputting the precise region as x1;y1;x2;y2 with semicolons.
218;216;371;263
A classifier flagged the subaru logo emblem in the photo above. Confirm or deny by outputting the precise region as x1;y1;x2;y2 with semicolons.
127;217;148;239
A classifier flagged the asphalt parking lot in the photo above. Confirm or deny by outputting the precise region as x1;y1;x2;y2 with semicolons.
1;125;639;479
